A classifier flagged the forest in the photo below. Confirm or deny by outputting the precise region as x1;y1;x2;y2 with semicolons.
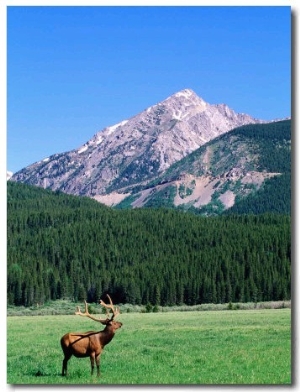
7;181;291;307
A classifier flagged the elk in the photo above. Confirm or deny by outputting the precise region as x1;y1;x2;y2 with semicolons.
60;294;122;377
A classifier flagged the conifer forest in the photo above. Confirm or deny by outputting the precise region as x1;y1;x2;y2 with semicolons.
7;181;291;307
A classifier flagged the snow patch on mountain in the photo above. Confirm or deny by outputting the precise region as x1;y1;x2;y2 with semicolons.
107;120;128;135
78;145;88;154
174;89;194;99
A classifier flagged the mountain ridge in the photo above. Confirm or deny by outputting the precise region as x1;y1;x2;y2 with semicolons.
11;88;266;205
110;119;290;214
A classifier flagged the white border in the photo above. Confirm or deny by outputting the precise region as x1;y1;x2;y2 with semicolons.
2;1;298;391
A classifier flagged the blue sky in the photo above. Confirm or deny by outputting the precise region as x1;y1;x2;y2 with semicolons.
6;5;291;173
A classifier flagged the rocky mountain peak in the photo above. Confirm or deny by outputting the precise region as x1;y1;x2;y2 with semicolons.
157;88;207;118
167;88;204;102
11;89;265;198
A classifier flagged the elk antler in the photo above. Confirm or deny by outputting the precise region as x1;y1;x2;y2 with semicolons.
75;300;109;324
99;294;120;320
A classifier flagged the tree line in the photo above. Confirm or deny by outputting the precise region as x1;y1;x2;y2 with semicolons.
7;181;291;307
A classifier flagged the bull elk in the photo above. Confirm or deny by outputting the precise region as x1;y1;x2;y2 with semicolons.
60;294;122;377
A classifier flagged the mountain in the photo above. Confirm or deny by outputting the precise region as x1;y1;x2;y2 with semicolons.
10;89;265;201
113;120;291;215
114;120;290;214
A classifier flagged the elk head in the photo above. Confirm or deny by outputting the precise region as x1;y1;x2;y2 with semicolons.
75;294;123;332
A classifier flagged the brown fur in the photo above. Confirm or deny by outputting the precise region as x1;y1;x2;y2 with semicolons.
60;296;122;377
60;320;122;376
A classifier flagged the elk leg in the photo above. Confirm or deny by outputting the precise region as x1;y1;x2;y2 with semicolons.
96;354;101;377
90;353;96;375
62;354;71;376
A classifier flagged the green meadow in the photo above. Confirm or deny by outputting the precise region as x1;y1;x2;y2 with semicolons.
7;308;291;385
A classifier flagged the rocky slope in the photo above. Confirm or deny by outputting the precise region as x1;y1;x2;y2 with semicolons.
111;120;290;214
11;88;264;198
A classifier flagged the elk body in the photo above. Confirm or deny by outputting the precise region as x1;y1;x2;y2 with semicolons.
60;294;122;377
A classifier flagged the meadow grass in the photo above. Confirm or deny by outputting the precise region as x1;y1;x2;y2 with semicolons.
7;308;291;385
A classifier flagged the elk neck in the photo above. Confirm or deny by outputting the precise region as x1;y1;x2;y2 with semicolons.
100;324;116;346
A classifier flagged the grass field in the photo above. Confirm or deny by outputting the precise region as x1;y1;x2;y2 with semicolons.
7;308;291;385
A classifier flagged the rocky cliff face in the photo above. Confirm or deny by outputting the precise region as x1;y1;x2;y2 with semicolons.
11;88;264;197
